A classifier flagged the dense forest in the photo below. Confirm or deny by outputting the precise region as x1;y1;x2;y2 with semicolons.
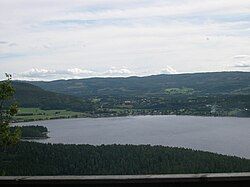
1;142;250;176
10;126;48;139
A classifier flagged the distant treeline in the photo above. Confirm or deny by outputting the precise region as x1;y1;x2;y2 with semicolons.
1;142;250;176
10;126;48;139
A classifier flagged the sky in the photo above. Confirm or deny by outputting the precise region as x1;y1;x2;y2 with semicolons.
0;0;250;80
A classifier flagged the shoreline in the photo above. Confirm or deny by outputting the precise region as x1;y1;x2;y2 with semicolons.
13;113;250;123
21;136;49;140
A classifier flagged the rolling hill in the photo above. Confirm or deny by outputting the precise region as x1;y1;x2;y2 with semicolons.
11;72;250;118
29;72;250;98
11;82;93;112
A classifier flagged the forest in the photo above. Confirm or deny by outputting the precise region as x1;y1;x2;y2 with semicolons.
10;126;48;139
30;72;250;97
12;82;94;112
1;142;250;176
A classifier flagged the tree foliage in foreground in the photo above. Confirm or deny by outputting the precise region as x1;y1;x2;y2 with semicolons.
1;142;250;176
0;74;20;149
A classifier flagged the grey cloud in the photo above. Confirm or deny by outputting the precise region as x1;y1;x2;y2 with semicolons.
233;55;250;68
8;43;17;47
233;61;250;68
233;55;250;59
0;41;8;44
0;41;17;47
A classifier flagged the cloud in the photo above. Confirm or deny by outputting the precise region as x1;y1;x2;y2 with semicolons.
233;55;250;59
67;68;94;75
19;68;57;78
161;66;178;74
1;0;250;80
0;41;8;44
0;53;25;59
16;67;135;80
42;0;250;24
8;43;17;47
0;41;17;46
103;67;134;76
233;61;250;68
18;68;94;79
233;55;250;68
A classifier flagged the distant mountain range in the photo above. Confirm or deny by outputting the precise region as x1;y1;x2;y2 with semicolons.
29;72;250;98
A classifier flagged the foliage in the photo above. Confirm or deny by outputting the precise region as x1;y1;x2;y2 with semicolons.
165;87;194;95
10;126;48;139
0;74;21;149
1;142;250;175
12;82;94;112
30;72;250;97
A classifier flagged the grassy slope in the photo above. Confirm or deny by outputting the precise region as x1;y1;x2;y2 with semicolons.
14;108;86;122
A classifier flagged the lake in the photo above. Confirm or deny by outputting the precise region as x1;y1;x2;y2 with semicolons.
18;115;250;159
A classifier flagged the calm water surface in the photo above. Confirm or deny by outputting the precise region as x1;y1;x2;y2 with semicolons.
19;115;250;158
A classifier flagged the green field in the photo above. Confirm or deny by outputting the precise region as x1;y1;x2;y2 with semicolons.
14;108;86;122
165;87;195;95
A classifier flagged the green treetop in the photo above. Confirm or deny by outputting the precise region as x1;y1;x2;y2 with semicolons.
0;74;20;149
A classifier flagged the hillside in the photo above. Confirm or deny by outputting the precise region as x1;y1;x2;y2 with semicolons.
12;72;250;118
1;142;250;175
30;72;250;98
12;82;93;112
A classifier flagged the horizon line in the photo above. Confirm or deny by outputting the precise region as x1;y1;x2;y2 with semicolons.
10;70;250;82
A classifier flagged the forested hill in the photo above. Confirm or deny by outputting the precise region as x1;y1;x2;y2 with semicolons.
11;82;93;112
1;142;250;175
29;72;250;98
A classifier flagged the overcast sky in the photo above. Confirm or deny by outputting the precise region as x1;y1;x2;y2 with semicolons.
0;0;250;80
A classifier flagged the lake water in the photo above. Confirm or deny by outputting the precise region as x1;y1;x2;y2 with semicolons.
18;115;250;159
